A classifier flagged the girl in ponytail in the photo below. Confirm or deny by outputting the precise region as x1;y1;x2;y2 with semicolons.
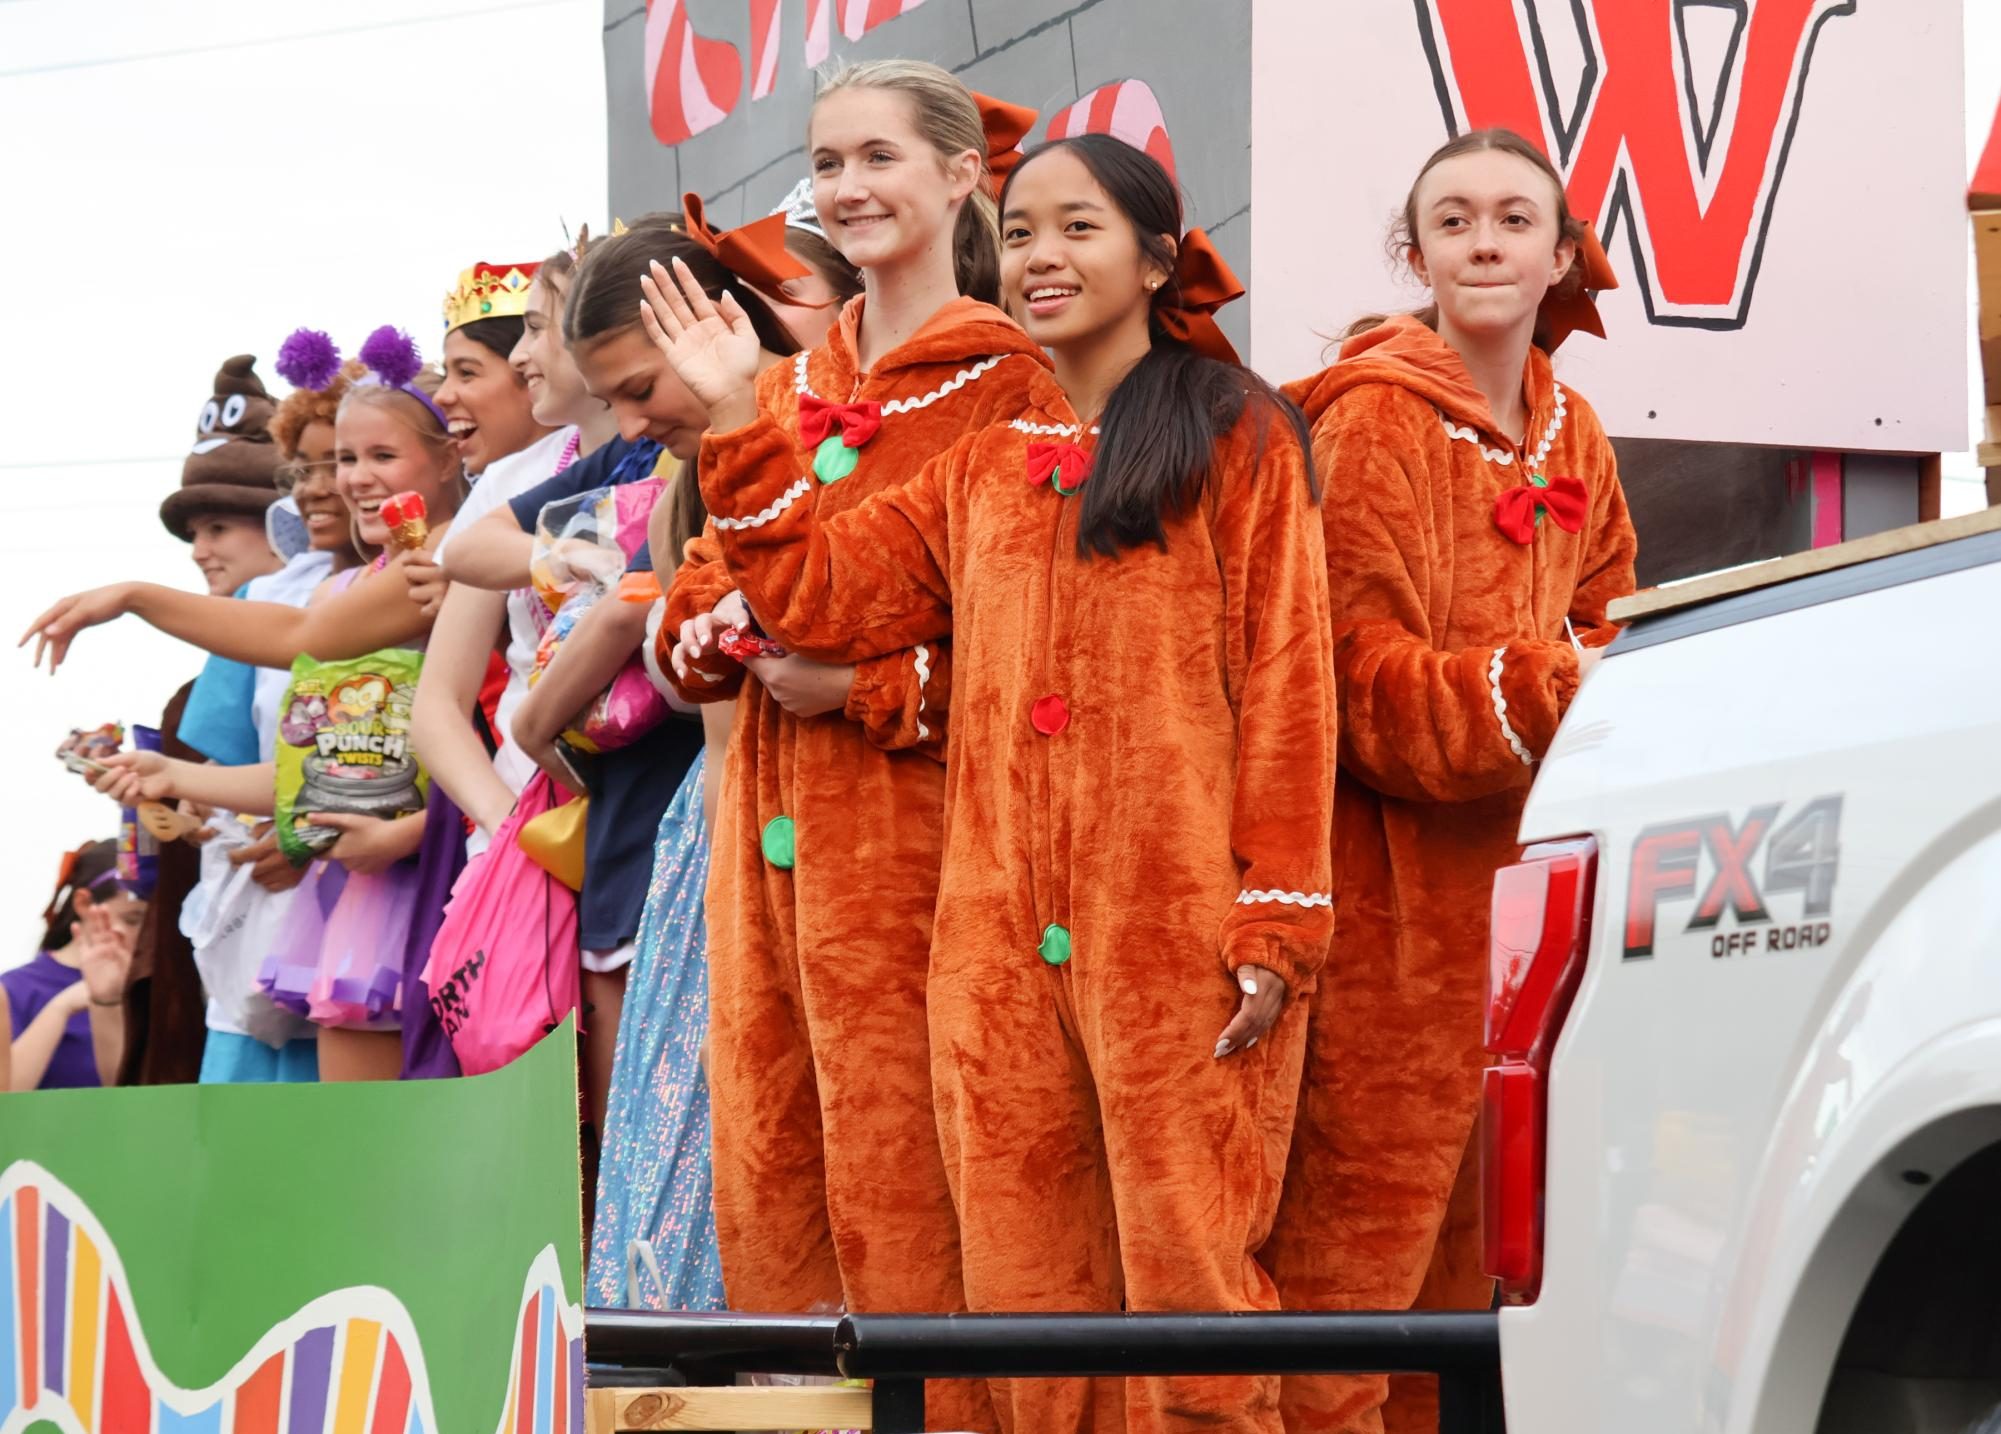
649;62;1054;1434
1264;128;1636;1433
650;133;1335;1434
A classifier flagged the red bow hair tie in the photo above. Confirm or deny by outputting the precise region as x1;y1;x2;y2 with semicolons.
1025;441;1093;494
1494;475;1589;545
1156;229;1245;366
799;393;883;449
972;90;1039;195
679;191;812;295
1539;220;1620;351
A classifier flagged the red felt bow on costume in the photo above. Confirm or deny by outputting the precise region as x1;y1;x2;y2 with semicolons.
1025;441;1093;492
680;191;813;295
799;393;883;449
1494;475;1589;545
973;91;1039;195
1539;220;1620;351
1155;229;1244;365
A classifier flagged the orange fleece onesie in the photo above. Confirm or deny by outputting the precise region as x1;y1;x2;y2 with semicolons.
660;297;1056;1434
698;389;1336;1434
1264;316;1636;1434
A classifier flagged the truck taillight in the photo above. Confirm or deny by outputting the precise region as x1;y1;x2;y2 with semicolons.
1482;836;1597;1303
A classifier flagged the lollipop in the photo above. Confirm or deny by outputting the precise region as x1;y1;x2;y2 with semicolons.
380;491;429;551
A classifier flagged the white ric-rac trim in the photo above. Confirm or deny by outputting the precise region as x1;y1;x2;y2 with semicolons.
1236;889;1333;909
1008;418;1101;437
1439;384;1569;474
712;476;811;531
1489;646;1534;767
796;352;1008;414
912;644;933;743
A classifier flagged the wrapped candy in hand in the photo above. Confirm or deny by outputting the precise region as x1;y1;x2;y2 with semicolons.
55;722;123;774
379;491;429;551
717;626;786;661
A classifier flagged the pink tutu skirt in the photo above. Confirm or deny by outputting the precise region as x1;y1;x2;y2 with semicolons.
254;858;415;1031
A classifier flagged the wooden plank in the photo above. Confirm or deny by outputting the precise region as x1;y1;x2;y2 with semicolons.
1608;505;2001;622
1919;455;1942;524
585;1388;620;1434
607;1384;874;1431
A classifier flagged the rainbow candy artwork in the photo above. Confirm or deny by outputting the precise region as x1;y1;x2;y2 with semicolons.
0;1162;581;1434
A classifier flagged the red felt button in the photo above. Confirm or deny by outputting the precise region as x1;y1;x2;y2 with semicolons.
1031;695;1069;736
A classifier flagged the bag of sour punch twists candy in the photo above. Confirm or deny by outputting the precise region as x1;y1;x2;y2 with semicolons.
273;651;428;865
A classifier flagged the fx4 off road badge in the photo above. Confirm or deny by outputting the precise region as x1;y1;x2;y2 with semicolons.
1623;796;1841;960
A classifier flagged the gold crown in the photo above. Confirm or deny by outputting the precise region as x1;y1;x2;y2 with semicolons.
443;261;540;332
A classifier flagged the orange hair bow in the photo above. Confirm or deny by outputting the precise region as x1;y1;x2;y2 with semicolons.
1540;220;1619;351
680;192;812;295
1155;228;1244;366
971;90;1039;194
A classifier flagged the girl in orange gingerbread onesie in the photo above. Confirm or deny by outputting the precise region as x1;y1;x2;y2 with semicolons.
652;134;1335;1434
656;61;1047;1434
1264;129;1637;1434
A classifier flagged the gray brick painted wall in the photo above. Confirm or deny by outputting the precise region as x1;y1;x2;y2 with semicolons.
603;0;1251;351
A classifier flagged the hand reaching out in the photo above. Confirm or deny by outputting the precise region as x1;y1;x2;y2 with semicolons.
91;751;179;807
19;584;136;673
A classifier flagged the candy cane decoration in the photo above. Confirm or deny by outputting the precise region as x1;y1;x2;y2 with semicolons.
1045;79;1178;183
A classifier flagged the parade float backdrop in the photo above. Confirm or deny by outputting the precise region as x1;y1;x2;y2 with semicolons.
0;1022;583;1434
604;0;1967;456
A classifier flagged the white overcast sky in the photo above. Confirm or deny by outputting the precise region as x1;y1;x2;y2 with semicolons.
0;2;1993;961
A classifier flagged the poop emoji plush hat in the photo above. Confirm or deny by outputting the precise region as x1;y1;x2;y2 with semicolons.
158;355;282;541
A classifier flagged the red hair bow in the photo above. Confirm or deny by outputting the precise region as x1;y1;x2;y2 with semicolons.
680;191;812;295
1539;220;1619;351
1156;229;1244;365
1494;475;1589;545
1025;440;1092;493
799;393;883;449
972;90;1039;195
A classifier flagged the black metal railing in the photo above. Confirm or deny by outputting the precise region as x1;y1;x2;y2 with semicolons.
586;1308;1504;1433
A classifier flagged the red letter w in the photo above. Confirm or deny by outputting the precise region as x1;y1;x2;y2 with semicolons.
1415;0;1854;328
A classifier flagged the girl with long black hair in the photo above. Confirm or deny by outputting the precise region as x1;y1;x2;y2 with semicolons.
651;133;1336;1434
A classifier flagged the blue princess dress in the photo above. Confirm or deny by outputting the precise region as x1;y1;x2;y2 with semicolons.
588;750;725;1310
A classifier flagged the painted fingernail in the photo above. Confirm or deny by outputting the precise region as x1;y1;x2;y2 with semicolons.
1239;975;1258;995
1247;1037;1258;1049
1213;1039;1233;1059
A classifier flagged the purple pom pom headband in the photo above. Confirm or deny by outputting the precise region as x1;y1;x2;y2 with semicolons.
276;325;450;433
276;328;343;392
355;325;450;432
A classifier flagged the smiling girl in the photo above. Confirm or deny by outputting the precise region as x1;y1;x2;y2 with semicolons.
91;341;467;1083
1263;129;1637;1434
650;70;1051;1425
654;131;1334;1434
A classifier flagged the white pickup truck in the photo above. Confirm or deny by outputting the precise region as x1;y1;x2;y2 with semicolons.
1483;506;2001;1434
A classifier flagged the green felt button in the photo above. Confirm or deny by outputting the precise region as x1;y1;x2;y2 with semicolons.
813;434;860;484
761;815;796;869
1038;923;1072;967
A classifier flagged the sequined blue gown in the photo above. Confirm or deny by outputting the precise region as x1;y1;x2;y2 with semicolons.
588;751;725;1309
